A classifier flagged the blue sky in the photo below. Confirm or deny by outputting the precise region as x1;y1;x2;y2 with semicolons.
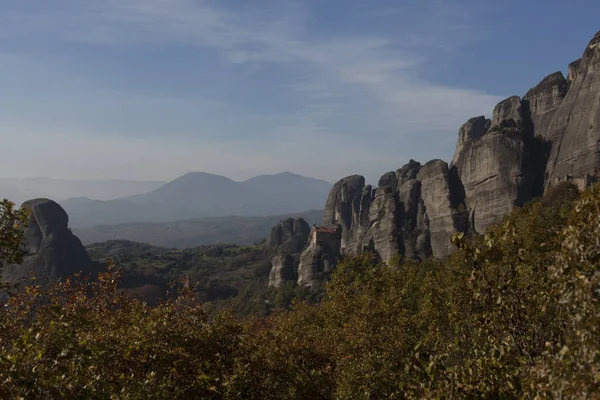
1;0;598;184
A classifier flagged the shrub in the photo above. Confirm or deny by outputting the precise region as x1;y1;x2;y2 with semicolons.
3;183;600;398
0;265;242;399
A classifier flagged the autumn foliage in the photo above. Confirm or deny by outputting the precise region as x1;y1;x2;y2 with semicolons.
0;182;599;398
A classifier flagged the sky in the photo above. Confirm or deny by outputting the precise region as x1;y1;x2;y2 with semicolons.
1;0;599;184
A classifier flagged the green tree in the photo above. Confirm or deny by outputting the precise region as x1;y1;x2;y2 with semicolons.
0;199;29;266
533;183;600;398
0;266;243;399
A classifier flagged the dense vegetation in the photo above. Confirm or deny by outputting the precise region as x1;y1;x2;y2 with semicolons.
1;182;599;398
85;239;325;318
0;199;29;267
86;239;277;316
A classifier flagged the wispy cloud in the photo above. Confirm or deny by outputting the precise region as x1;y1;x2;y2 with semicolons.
0;0;502;182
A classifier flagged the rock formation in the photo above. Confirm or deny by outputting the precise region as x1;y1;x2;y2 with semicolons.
396;159;422;185
544;31;600;185
279;31;600;289
269;254;296;288
322;175;366;256
447;42;600;235
267;217;311;255
267;217;310;287
297;225;341;287
451;116;490;166
450;92;548;234
454;132;533;232
2;199;92;288
314;158;459;267
398;178;427;259
416;160;462;258
378;172;398;193
359;186;402;262
489;96;527;132
523;72;567;140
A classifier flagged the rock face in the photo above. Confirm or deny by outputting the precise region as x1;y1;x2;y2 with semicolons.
453;129;538;233
322;175;366;256
490;96;527;132
267;217;310;287
398;179;427;259
2;199;91;288
450;80;565;233
396;159;422;185
523;72;567;140
416;160;462;258
317;159;459;264
360;186;402;262
297;226;341;287
545;31;600;185
378;172;398;193
297;245;336;287
287;31;600;289
452;116;490;166
269;254;296;288
267;217;310;255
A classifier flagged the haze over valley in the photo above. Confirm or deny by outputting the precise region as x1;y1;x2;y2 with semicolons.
0;177;166;206
60;171;331;226
0;172;331;246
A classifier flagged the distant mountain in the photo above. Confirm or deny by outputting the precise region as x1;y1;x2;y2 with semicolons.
0;183;52;207
61;172;332;228
0;177;165;205
241;172;333;214
74;209;324;248
125;172;251;216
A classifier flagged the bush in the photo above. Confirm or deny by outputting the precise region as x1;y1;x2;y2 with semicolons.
533;183;600;397
4;183;600;398
0;265;242;399
0;199;29;266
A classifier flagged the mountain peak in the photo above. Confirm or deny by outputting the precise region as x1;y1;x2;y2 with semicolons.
244;172;331;185
275;171;299;177
176;171;233;180
62;171;333;228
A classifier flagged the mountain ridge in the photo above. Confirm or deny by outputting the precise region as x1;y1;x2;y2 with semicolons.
0;177;166;206
60;172;332;228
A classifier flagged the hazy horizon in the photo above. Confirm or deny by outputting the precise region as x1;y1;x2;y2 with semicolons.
0;171;335;207
0;170;333;185
2;0;599;184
